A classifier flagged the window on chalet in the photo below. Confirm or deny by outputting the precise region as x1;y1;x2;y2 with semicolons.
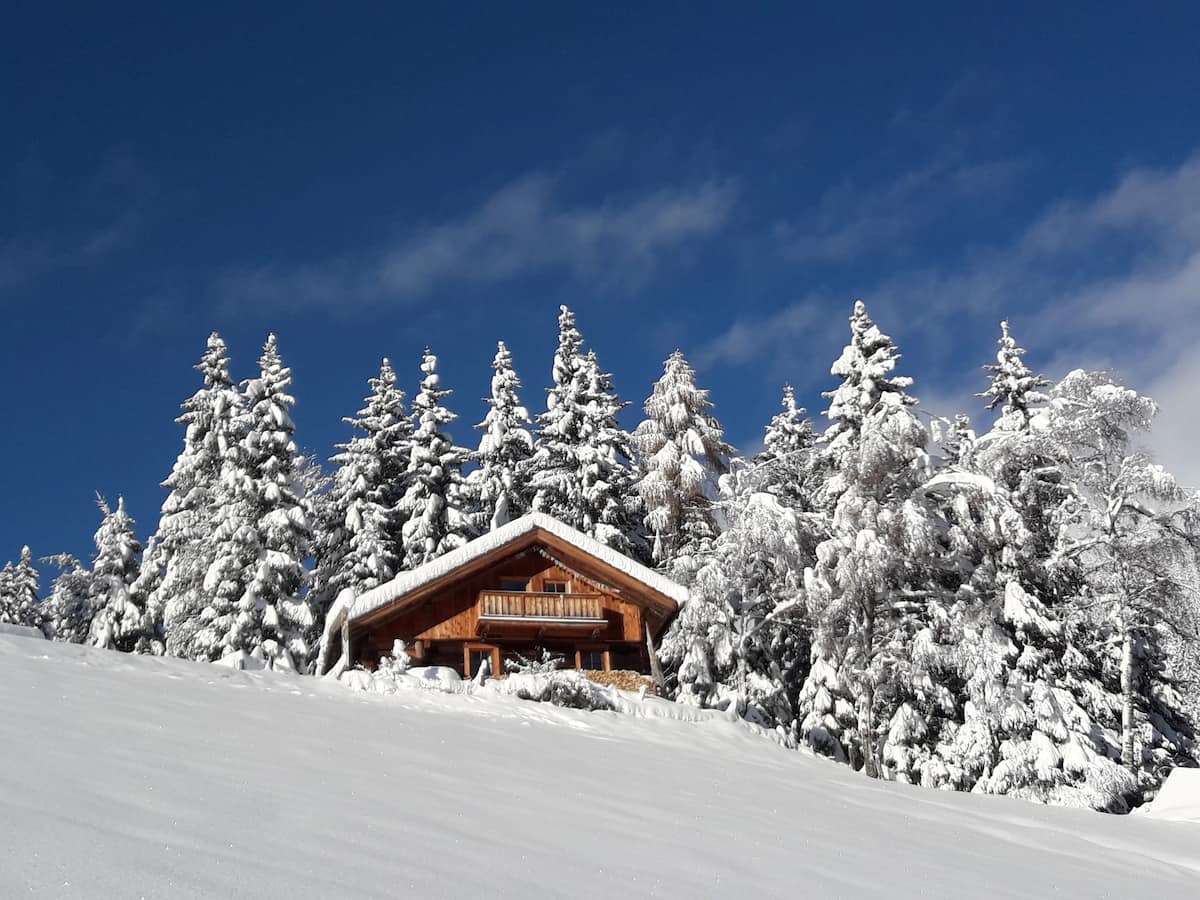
499;578;527;592
576;648;609;672
543;580;568;593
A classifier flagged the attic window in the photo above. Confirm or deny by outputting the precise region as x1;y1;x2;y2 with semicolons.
543;580;568;593
500;578;527;592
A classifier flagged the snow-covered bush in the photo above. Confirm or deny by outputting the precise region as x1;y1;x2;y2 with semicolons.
503;670;616;711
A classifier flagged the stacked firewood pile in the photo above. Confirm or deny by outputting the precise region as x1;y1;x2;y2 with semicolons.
584;670;658;695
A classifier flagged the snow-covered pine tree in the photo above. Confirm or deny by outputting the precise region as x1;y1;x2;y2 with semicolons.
87;496;155;652
187;359;261;664
909;348;1191;810
525;306;589;528
143;333;243;659
661;457;815;730
913;429;1130;807
398;349;476;568
311;357;412;636
41;553;93;642
796;300;940;778
762;384;816;461
525;306;642;555
0;546;43;629
633;350;733;578
576;350;643;557
1045;369;1196;789
474;341;534;530
756;384;823;512
239;334;314;669
978;320;1052;431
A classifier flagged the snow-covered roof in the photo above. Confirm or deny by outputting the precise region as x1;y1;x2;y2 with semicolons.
350;512;688;623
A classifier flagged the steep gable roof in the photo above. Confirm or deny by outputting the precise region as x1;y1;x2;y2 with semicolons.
349;512;687;626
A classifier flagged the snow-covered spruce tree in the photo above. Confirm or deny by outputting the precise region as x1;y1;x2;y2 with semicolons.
763;384;817;461
660;457;816;731
576;350;643;556
0;546;42;629
525;306;642;555
144;333;243;659
915;423;1139;809
311;358;412;633
474;341;534;530
978;320;1052;431
753;383;822;513
187;365;260;664
633;350;733;579
238;334;314;668
1046;370;1197;789
41;553;93;642
87;496;156;652
796;300;941;779
525;306;589;528
398;349;476;568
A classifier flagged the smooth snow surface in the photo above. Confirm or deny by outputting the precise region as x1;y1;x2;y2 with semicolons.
1144;768;1200;823
2;635;1198;899
351;511;689;622
0;622;45;639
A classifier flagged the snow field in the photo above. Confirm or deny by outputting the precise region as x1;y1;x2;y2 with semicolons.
2;634;1198;899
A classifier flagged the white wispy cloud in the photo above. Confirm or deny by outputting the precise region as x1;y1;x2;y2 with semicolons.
773;153;1030;264
219;174;738;309
0;152;149;293
699;152;1200;487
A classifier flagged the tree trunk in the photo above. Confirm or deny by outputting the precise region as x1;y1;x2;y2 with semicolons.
1121;627;1137;772
859;680;878;778
645;619;666;695
859;600;879;779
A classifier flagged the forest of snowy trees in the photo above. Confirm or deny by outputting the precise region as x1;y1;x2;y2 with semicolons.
2;301;1198;812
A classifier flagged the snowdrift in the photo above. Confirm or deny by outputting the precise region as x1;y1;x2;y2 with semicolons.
2;634;1198;899
1143;767;1200;824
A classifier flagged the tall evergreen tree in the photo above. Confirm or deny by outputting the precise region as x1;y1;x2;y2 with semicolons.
474;341;534;530
398;349;475;568
312;358;412;628
634;350;733;576
88;496;153;652
41;553;92;642
144;333;243;659
240;334;314;667
1046;369;1196;783
762;384;816;460
756;384;821;509
576;350;642;556
978;320;1052;430
797;300;939;778
0;546;42;629
526;307;642;554
526;306;589;528
633;348;734;573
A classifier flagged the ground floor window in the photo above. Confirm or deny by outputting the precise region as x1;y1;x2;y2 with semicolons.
575;647;610;672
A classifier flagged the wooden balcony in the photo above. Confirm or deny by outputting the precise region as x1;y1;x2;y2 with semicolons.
476;590;607;637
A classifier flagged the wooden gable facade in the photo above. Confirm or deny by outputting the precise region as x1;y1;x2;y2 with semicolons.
340;516;684;680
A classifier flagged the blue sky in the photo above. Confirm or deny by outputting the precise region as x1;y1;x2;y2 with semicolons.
4;2;1200;566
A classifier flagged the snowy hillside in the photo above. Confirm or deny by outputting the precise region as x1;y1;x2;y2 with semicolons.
2;634;1198;899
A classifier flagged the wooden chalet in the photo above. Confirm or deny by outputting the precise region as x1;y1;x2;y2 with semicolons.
318;513;687;680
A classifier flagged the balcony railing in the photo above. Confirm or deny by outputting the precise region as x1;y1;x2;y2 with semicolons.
478;590;606;623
